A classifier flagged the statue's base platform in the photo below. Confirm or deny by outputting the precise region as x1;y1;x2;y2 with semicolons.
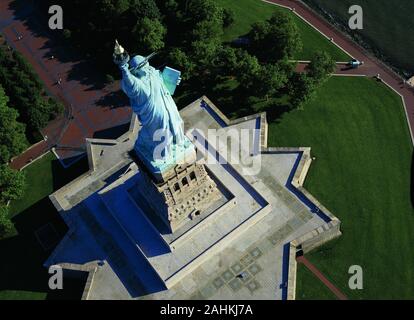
135;137;196;183
86;138;270;289
46;97;339;300
133;161;224;234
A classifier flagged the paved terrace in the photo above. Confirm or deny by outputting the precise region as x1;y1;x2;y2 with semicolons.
46;98;337;299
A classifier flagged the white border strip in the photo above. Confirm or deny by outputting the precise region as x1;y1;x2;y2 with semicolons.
18;149;53;171
261;0;354;60
380;81;414;144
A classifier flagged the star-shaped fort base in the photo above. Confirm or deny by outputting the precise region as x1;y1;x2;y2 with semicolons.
45;96;341;300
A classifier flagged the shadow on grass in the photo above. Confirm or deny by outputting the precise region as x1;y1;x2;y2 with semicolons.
0;197;84;299
8;0;108;90
0;156;90;300
175;75;293;122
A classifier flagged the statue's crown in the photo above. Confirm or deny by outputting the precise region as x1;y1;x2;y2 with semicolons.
130;52;157;71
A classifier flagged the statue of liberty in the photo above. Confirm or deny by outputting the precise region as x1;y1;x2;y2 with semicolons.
113;41;194;180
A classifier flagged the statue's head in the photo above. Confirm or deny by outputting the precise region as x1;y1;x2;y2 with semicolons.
130;55;149;77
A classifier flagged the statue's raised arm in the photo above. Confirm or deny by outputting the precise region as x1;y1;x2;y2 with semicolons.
113;41;193;180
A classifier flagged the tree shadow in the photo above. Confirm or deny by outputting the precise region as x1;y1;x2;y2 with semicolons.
191;76;295;123
0;197;82;299
96;89;129;110
340;65;355;71
8;0;108;90
265;102;294;123
0;122;92;299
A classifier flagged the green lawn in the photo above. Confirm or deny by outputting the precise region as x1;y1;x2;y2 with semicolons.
217;0;350;61
9;153;56;218
268;76;414;299
295;263;337;300
303;0;414;73
1;153;88;300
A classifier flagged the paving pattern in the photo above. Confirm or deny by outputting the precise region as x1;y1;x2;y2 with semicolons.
0;0;131;169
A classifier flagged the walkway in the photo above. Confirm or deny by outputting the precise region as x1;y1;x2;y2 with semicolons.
1;0;131;169
297;256;348;300
267;0;414;145
4;0;414;170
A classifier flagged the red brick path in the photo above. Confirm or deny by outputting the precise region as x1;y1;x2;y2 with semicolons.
267;0;414;145
1;0;131;169
297;256;348;300
4;0;414;170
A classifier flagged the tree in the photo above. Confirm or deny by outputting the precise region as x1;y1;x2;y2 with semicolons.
105;74;115;84
132;17;166;53
158;0;178;12
0;85;27;164
168;48;195;80
0;205;13;238
191;17;224;43
253;62;290;100
0;164;26;205
100;0;131;18
0;48;63;135
248;11;302;63
185;0;225;45
307;51;336;84
233;50;261;90
157;0;181;24
187;0;224;23
62;29;72;40
223;8;235;28
289;51;335;109
27;96;53;131
289;72;317;108
216;46;239;74
129;0;161;19
191;39;222;74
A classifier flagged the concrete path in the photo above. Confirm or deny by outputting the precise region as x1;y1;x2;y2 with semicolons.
267;0;414;145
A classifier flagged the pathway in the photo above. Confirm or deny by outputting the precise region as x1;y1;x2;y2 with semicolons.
1;0;131;170
267;0;414;144
297;255;348;300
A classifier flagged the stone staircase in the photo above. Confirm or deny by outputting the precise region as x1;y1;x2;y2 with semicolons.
81;194;165;297
99;177;170;258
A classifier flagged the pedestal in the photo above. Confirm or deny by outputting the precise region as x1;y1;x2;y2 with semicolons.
135;136;197;183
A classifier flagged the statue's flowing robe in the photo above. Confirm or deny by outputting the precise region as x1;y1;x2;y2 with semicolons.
120;62;185;159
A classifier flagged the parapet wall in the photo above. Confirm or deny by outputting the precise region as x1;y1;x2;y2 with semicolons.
267;147;342;300
293;219;341;254
286;219;341;300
